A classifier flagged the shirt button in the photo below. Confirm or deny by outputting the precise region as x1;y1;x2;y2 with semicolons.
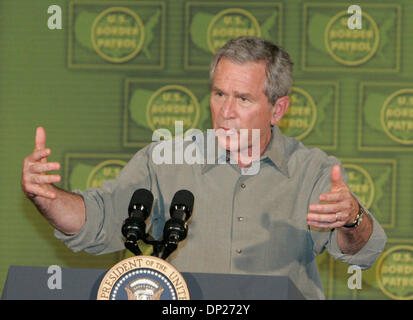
238;217;244;222
240;183;246;189
236;249;242;254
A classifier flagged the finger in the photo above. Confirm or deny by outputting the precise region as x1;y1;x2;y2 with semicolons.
330;165;345;190
27;185;56;199
309;202;344;213
319;192;345;202
31;174;61;185
35;126;47;151
307;212;338;224
307;220;342;230
30;162;60;174
29;148;51;162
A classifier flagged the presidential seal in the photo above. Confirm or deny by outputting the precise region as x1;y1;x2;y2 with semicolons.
97;256;190;300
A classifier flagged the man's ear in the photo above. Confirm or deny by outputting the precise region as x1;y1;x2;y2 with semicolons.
270;96;290;126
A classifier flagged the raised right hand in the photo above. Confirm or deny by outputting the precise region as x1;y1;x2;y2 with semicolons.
21;127;61;199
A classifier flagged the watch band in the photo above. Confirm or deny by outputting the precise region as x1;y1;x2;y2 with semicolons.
343;205;365;228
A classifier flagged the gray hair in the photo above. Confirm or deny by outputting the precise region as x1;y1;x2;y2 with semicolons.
209;36;293;105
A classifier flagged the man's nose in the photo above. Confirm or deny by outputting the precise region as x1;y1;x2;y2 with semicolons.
221;96;237;119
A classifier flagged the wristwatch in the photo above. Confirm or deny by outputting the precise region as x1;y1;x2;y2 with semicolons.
343;205;365;228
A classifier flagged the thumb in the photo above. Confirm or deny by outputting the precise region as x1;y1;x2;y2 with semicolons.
35;126;48;164
35;126;47;151
330;165;345;189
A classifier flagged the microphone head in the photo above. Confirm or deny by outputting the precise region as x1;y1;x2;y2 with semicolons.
128;188;154;215
169;189;194;216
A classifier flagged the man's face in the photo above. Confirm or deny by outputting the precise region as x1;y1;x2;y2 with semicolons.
210;58;274;153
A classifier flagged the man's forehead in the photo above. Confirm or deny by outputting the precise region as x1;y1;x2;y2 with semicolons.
213;58;267;84
212;58;267;95
215;57;267;70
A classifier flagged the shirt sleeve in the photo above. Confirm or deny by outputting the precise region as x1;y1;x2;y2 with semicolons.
54;143;158;255
308;156;387;269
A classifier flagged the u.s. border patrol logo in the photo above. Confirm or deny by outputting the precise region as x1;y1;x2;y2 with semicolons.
97;256;190;300
91;7;145;63
279;87;317;140
376;245;413;300
207;8;261;53
325;10;379;66
343;164;375;209
146;85;200;135
87;159;127;189
381;89;413;145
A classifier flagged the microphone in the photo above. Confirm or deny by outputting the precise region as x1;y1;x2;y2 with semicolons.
161;190;194;259
121;189;154;255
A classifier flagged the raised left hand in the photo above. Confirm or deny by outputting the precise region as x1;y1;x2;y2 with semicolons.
307;165;360;229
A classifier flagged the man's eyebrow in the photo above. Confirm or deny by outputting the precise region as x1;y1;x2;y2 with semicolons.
234;91;254;99
211;87;254;99
211;86;223;92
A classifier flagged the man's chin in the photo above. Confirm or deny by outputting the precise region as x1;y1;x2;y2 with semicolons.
216;136;238;151
214;129;259;153
216;137;254;155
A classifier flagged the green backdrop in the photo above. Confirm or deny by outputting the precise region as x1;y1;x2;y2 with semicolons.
1;0;412;300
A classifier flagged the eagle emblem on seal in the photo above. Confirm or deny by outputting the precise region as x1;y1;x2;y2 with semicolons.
124;278;164;300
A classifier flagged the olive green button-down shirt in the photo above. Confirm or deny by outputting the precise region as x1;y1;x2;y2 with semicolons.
55;126;387;299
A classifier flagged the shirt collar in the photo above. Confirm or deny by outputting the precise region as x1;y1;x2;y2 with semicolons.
261;125;290;178
200;131;229;175
200;126;290;178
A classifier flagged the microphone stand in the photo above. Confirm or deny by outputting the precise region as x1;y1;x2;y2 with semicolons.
125;231;180;259
123;189;194;260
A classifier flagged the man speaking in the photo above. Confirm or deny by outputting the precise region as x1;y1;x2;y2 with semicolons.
21;36;386;299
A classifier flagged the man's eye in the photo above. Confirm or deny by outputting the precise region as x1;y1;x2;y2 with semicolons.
240;97;248;102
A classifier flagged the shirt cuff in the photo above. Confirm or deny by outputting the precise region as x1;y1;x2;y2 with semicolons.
54;189;108;254
327;201;387;269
